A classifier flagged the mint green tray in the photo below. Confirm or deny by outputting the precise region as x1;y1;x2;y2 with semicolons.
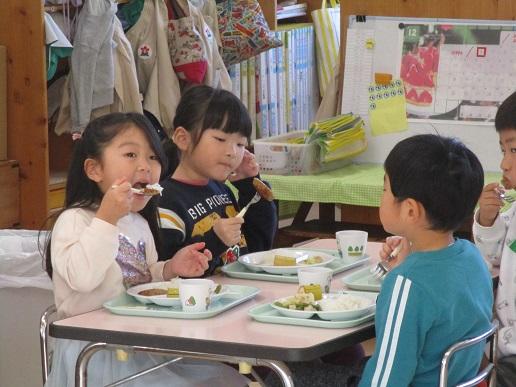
248;292;377;329
104;284;260;319
222;248;368;283
341;266;382;292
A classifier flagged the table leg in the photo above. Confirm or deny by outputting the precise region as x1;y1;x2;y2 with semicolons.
75;342;107;387
257;359;294;387
292;202;313;226
75;342;295;387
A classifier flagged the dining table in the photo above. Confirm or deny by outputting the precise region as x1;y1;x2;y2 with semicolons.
49;240;383;387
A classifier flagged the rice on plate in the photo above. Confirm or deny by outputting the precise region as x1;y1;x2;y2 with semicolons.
318;294;372;311
315;293;376;321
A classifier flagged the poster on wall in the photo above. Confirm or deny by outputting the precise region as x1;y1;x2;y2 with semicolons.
342;17;516;124
400;23;516;122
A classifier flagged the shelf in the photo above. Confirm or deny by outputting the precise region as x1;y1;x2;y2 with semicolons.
277;3;308;20
258;0;323;30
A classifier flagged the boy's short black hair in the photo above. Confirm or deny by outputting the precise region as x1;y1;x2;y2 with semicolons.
384;134;484;232
495;90;516;132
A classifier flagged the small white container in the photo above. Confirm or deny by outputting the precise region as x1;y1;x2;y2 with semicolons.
179;279;214;312
336;230;368;260
298;267;333;294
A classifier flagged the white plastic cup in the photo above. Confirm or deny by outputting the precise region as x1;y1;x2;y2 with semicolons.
179;279;214;312
336;230;368;260
298;267;333;294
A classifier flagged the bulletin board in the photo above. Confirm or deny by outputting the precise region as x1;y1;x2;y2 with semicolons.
341;16;516;123
337;0;516;172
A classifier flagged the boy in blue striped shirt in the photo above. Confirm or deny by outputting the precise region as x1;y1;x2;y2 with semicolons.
266;135;493;387
359;134;493;386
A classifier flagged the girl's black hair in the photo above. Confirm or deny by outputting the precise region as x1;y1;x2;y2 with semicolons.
163;85;252;177
43;112;168;278
384;134;484;232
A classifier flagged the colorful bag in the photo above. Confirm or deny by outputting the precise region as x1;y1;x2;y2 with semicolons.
216;0;282;66
312;0;340;97
167;0;208;84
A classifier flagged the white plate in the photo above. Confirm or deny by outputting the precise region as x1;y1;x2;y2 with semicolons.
317;293;376;321
270;297;316;319
127;281;227;307
238;249;335;275
270;292;376;321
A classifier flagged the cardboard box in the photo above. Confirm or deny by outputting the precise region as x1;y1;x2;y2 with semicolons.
0;46;6;160
0;160;20;228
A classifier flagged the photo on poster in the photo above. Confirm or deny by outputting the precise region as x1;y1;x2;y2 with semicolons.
400;23;516;122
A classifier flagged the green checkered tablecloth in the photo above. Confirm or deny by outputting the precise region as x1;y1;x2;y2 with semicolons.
263;163;503;208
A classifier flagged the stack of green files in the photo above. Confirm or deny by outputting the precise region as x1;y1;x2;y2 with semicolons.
305;113;367;163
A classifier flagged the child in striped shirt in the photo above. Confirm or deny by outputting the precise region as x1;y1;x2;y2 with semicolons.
360;134;492;386
267;134;493;387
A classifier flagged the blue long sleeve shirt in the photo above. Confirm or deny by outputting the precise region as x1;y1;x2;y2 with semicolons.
359;239;493;387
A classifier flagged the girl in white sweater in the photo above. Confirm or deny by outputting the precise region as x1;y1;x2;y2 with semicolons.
44;112;247;387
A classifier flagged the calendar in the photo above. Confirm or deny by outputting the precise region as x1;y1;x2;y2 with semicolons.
342;17;516;124
402;24;516;122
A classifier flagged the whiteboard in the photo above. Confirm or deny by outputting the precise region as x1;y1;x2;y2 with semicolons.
341;15;516;171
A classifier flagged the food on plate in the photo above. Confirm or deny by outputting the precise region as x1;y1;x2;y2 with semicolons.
302;284;322;301
167;288;179;298
318;294;372;312
213;284;223;294
274;288;321;311
273;254;324;266
138;288;167;296
252;178;274;201
166;277;182;297
273;255;296;266
298;256;323;265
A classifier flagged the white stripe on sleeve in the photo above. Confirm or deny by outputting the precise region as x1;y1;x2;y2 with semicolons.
380;277;412;387
372;275;405;387
372;275;413;387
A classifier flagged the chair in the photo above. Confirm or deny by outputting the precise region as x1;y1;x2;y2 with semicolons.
439;321;498;387
40;304;57;385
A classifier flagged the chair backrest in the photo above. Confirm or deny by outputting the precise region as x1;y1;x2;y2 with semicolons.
439;320;498;387
39;304;57;385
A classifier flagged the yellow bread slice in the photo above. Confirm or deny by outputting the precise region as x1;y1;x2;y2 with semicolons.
303;284;322;301
273;255;296;266
167;287;179;298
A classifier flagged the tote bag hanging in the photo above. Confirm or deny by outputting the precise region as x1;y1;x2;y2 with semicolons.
312;0;340;97
167;0;208;84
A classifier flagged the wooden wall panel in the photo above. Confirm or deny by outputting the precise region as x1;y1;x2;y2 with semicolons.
339;0;516;109
305;0;324;23
0;1;48;229
0;160;20;228
258;0;277;30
